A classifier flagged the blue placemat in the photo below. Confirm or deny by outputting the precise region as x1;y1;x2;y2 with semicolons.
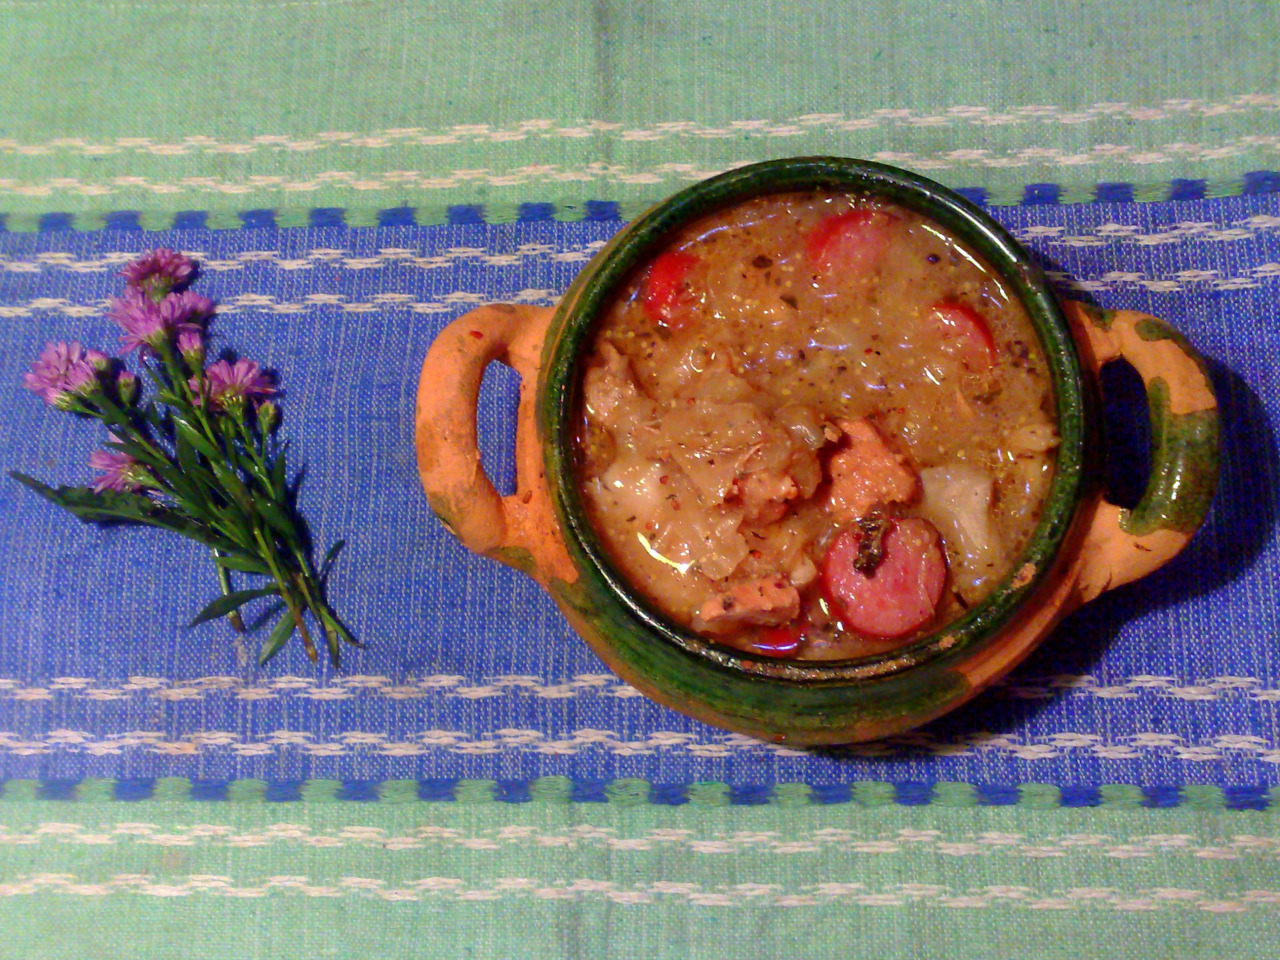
0;193;1276;790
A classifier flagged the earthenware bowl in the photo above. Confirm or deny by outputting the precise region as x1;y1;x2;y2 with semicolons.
415;157;1219;745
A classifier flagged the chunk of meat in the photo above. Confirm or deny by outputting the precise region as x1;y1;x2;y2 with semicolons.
822;518;947;638
694;577;800;633
826;418;919;522
737;470;800;524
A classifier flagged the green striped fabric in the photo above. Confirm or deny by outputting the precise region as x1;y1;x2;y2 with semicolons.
2;0;1280;220
2;792;1278;958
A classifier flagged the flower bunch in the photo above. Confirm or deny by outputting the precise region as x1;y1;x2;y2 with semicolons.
14;249;354;665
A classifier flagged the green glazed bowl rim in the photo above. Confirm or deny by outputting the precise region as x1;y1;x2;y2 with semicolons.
544;157;1086;682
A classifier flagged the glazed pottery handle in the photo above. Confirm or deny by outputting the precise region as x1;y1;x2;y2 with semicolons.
1064;301;1220;600
415;303;559;577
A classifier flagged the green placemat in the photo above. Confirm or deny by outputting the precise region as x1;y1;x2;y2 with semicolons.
2;0;1279;222
1;790;1277;959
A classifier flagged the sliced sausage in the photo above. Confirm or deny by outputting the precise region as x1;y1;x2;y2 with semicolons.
642;251;700;329
805;209;896;277
927;300;997;371
822;518;947;638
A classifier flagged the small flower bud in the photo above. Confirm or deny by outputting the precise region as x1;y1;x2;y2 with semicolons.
220;393;247;420
177;329;205;369
117;370;139;406
257;400;280;433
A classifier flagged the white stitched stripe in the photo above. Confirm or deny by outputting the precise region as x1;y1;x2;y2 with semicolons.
1;674;1278;703
0;873;1273;910
5;217;1280;277
0;262;1269;321
0;728;1277;760
1013;215;1280;246
0;289;560;319
0;243;607;275
3;137;1280;197
1;824;1275;859
3;96;1280;156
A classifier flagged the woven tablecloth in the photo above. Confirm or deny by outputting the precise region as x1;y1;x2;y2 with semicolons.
1;3;1278;957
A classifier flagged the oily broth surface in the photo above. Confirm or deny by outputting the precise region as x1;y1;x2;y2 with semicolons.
574;191;1057;660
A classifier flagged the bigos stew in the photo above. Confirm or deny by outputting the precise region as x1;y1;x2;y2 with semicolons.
574;191;1057;661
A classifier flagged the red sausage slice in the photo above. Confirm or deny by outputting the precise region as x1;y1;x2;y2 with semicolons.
805;209;895;277
751;623;804;659
927;300;997;371
822;518;947;639
642;251;700;329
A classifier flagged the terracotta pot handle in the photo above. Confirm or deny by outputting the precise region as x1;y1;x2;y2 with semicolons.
1062;301;1220;600
415;303;563;581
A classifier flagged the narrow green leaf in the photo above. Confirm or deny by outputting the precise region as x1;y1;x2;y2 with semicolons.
12;473;157;523
270;450;287;497
173;428;210;484
211;551;246;634
147;456;207;515
209;458;253;511
257;497;303;548
172;454;230;521
322;618;340;665
189;586;280;627
10;472;243;554
211;552;272;575
319;539;347;583
258;610;296;665
317;603;361;648
172;417;222;460
206;515;258;553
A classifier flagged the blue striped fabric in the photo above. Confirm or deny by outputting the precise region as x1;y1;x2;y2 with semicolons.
0;193;1276;788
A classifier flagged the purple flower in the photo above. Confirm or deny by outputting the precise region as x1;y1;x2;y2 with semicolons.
108;289;211;353
167;290;215;322
23;341;107;407
107;291;168;353
177;328;204;361
88;446;146;494
197;359;276;408
121;248;195;293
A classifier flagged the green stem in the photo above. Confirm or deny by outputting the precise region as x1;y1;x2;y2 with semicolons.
156;341;195;404
290;567;338;663
211;549;247;633
89;394;168;465
159;340;223;445
228;411;282;501
251;525;317;662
